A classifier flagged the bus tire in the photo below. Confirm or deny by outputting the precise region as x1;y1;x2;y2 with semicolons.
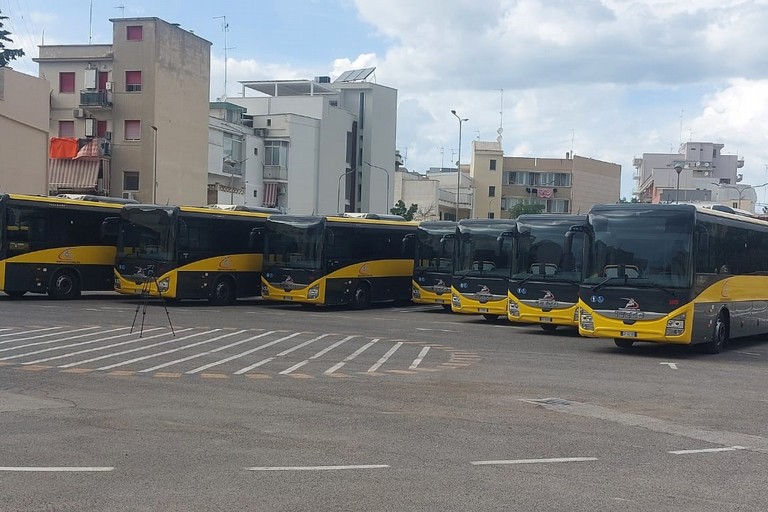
209;277;236;306
351;282;371;310
48;270;80;300
5;291;26;298
704;311;728;354
614;339;634;349
540;324;558;332
441;304;453;312
482;314;499;322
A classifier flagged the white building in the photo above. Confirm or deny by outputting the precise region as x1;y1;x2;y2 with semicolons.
227;68;396;215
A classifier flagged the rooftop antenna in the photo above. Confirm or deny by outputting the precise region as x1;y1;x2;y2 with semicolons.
114;4;125;17
497;89;504;148
440;147;444;170
679;109;683;146
213;16;234;99
89;0;93;43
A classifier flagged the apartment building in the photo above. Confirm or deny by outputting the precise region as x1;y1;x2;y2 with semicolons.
0;67;49;195
34;17;211;205
229;68;397;214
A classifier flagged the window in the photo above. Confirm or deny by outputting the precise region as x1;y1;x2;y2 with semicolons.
489;186;496;197
58;120;75;137
124;120;141;141
488;212;495;219
126;25;143;41
265;140;289;167
97;120;108;138
123;171;139;191
59;72;75;93
490;159;497;171
125;71;142;92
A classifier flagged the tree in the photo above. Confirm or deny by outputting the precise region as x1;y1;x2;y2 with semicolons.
390;199;418;221
0;10;25;68
508;203;545;217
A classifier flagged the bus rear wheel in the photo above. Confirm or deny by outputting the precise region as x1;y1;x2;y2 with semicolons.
614;339;634;349
49;270;80;300
209;277;236;306
351;283;371;310
704;312;728;354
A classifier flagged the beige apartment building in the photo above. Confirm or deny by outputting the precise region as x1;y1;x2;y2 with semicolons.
0;67;50;195
34;17;211;205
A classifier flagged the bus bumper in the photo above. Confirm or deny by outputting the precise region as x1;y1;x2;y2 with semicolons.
412;282;451;306
114;271;175;299
508;298;579;327
577;302;692;344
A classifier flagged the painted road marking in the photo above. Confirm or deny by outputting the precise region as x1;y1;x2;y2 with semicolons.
471;457;598;466
368;342;402;372
660;362;679;369
325;338;379;374
232;332;306;374
0;326;100;347
234;333;332;373
0;467;114;472
246;465;389;472
669;446;746;455
0;326;63;339
183;330;284;374
0;327;153;362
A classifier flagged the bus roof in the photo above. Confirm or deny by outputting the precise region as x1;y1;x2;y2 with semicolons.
588;202;768;228
269;214;417;227
1;193;125;210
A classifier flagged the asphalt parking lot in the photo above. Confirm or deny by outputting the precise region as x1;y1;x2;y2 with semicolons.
1;294;767;511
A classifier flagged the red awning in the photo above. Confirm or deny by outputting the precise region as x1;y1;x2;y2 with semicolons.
263;182;278;207
49;158;100;191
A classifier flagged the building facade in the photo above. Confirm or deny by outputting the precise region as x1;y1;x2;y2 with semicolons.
0;67;50;195
34;17;211;205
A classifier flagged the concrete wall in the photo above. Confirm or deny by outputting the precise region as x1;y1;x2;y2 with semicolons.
0;68;50;195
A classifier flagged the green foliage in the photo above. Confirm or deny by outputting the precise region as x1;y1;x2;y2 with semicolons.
0;10;25;68
390;199;418;221
508;203;545;217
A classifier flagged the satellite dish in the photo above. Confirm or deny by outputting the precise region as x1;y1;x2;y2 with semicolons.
497;127;503;134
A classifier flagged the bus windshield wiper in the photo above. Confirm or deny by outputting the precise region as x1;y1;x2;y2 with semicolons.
591;276;622;292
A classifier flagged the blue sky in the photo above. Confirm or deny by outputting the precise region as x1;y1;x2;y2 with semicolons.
4;0;768;202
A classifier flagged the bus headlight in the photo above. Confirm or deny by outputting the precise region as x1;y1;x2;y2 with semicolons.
412;287;421;299
307;285;319;300
665;314;686;336
451;294;461;308
157;278;170;293
261;284;269;296
508;301;520;317
114;278;121;290
573;307;580;322
580;311;594;331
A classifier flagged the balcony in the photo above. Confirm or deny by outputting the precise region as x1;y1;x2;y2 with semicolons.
263;165;287;181
79;90;112;109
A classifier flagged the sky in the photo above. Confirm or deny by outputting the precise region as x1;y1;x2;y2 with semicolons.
3;0;768;204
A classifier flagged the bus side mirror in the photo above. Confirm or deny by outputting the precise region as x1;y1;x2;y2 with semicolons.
402;233;415;255
495;230;515;257
439;233;455;251
100;217;119;242
249;227;264;250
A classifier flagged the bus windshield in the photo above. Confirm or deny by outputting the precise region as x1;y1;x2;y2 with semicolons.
117;208;175;262
456;228;512;277
415;231;454;272
585;209;694;288
265;219;324;270
512;222;584;283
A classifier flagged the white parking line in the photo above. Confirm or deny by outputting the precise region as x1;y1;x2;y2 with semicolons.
368;342;402;372
237;334;332;371
0;466;114;472
325;338;379;374
471;457;598;465
186;331;294;374
245;465;389;471
669;446;745;455
0;326;62;338
409;346;430;369
0;326;99;346
0;327;134;359
233;333;307;374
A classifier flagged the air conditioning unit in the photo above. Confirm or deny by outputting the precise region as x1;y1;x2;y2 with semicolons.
122;191;136;200
73;108;85;118
277;186;287;195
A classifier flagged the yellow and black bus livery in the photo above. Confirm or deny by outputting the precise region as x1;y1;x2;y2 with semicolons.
412;220;456;310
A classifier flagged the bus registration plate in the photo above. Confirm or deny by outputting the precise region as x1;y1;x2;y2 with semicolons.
620;331;637;338
435;299;445;304
540;317;553;323
283;296;293;301
478;308;488;313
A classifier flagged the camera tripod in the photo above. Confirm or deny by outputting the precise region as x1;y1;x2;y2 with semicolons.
130;271;175;338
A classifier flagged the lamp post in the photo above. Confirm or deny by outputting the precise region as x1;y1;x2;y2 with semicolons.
713;182;768;210
364;161;391;213
674;164;683;204
451;110;468;220
151;125;158;204
337;169;355;213
488;196;497;219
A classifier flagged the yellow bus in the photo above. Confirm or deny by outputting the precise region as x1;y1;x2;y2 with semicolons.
451;218;517;321
507;214;587;331
261;214;417;308
412;220;456;311
0;193;127;299
114;204;278;305
578;203;768;353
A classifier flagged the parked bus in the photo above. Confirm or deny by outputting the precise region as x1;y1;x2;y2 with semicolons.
507;214;587;330
451;218;517;321
0;193;124;299
113;204;275;305
577;203;768;353
412;221;457;311
261;214;417;308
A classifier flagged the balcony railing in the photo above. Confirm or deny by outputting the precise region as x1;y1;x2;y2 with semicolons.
79;90;112;108
263;165;287;181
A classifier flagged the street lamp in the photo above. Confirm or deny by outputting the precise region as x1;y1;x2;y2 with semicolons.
364;161;391;213
674;164;683;204
712;182;768;210
451;110;468;220
151;125;158;204
337;169;356;213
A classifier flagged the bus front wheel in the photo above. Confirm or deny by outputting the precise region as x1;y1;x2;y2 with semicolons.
49;270;80;300
704;312;728;354
351;283;371;310
209;277;236;306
